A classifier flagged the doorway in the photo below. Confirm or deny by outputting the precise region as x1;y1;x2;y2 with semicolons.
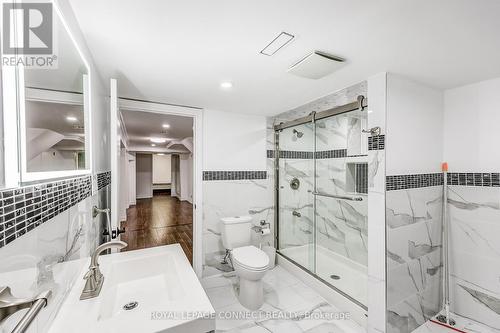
114;105;197;265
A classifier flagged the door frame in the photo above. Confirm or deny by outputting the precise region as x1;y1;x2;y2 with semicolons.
118;98;203;277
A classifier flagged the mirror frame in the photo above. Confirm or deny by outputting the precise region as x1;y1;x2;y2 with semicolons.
16;0;92;183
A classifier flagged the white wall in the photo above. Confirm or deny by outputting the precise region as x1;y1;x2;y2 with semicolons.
203;109;266;170
386;73;444;174
128;152;136;205
180;154;193;202
119;147;128;221
443;77;500;172
28;149;77;171
152;154;172;184
136;153;152;199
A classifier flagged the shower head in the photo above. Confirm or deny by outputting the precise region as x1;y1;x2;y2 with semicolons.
293;129;303;138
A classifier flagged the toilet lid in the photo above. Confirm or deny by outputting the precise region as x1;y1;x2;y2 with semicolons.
232;246;269;270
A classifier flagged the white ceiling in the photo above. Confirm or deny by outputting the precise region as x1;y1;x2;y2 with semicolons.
121;109;193;151
26;100;84;136
69;0;500;116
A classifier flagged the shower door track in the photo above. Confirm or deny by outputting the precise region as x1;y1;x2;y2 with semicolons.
273;95;369;312
274;95;368;131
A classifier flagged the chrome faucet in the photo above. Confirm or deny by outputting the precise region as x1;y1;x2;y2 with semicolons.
80;240;127;300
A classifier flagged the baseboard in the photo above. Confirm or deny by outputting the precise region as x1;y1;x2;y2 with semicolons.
136;195;152;199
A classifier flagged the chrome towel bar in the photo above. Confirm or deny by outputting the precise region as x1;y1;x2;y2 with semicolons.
312;192;363;201
0;286;51;333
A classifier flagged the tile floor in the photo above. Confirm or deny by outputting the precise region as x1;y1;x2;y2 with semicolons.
201;265;366;333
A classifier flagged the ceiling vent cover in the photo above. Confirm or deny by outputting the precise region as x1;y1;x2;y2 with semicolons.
287;51;345;79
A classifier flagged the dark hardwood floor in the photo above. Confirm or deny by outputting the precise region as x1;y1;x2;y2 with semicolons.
120;194;193;264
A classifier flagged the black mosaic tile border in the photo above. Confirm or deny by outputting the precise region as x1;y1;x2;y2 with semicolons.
279;151;314;159
315;149;347;159
356;163;368;194
266;149;348;159
97;171;111;190
0;176;92;249
447;172;500;187
386;173;443;191
203;171;267;181
368;135;385;150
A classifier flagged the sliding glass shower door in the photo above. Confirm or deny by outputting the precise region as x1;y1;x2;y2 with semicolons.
276;106;368;309
277;122;315;272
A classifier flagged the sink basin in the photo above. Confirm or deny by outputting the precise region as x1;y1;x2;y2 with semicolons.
98;252;185;321
48;244;215;333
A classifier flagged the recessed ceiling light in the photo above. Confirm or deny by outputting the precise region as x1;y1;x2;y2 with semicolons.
162;124;170;128
220;81;233;89
157;153;165;156
66;116;77;122
151;144;156;147
150;137;167;144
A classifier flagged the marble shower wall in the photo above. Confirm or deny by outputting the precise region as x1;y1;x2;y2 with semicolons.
447;182;500;330
386;183;443;333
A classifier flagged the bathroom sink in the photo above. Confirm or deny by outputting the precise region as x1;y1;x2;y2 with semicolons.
48;245;215;333
97;252;185;321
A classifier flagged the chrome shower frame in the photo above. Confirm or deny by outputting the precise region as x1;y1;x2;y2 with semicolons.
273;95;368;311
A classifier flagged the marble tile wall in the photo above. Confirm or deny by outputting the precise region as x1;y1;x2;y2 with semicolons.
391;176;500;333
202;177;274;277
0;171;110;333
447;183;500;330
386;183;443;333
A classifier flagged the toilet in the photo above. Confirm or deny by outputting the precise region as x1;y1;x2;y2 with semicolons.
220;216;270;310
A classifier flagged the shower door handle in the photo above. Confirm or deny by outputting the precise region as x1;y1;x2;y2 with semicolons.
292;211;301;217
312;192;363;201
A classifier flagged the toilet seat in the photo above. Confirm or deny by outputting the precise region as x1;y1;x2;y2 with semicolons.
232;246;269;271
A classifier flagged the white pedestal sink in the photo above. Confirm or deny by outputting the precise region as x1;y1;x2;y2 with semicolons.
48;244;215;333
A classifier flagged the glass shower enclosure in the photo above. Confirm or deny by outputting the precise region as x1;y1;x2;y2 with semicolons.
274;96;369;309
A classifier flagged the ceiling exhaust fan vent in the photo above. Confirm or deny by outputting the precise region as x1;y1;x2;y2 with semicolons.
287;51;346;79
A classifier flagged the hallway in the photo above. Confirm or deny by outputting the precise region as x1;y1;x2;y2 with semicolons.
120;194;193;263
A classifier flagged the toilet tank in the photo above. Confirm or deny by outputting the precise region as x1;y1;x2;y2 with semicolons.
220;216;252;249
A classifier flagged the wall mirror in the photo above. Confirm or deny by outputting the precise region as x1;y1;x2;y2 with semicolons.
18;4;90;182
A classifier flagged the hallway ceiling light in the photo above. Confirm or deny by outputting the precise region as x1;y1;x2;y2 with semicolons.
150;137;167;143
162;124;170;128
66;116;78;122
151;144;156;147
157;153;165;156
220;81;233;89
